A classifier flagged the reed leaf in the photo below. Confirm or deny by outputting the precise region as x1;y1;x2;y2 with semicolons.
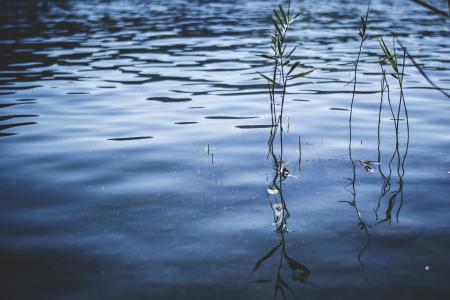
290;69;313;79
287;62;300;75
259;72;279;86
278;4;288;24
253;243;281;272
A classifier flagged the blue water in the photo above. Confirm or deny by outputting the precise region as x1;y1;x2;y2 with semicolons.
0;0;449;299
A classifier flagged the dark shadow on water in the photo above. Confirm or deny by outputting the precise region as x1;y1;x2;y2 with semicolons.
0;121;37;137
0;114;37;121
107;136;153;141
329;107;349;111
205;116;258;120
174;121;198;125
0;246;113;300
235;125;275;129
146;97;192;102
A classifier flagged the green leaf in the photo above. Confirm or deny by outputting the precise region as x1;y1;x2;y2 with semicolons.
290;69;313;79
273;10;285;29
285;46;297;58
253;243;281;272
378;37;391;58
287;62;300;75
276;39;283;55
279;4;288;24
384;193;397;221
261;53;275;60
285;255;311;283
272;19;282;36
258;72;279;86
387;193;396;210
378;37;399;73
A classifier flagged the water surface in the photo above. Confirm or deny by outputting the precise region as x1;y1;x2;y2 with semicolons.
1;0;449;299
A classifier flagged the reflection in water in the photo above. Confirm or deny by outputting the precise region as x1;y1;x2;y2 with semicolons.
343;23;410;265
0;102;38;137
1;0;449;298
253;3;311;298
253;101;310;299
342;0;372;267
375;52;409;225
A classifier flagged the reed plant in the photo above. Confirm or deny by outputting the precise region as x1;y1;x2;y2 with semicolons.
253;1;312;298
344;0;410;265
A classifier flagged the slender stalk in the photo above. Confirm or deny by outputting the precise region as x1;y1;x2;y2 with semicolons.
412;0;449;17
349;0;371;162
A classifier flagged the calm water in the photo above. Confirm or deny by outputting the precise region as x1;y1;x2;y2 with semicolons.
1;0;449;299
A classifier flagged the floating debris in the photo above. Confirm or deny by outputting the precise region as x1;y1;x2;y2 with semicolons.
280;167;291;178
278;165;296;179
355;159;379;174
425;265;430;271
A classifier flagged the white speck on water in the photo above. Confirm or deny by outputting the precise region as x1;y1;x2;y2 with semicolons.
425;265;430;271
267;185;279;195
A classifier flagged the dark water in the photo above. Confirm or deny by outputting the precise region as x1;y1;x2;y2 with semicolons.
1;0;449;299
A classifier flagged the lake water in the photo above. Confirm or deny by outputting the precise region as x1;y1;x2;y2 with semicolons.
1;0;449;299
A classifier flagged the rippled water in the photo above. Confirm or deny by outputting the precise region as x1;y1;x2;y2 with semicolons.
1;0;449;299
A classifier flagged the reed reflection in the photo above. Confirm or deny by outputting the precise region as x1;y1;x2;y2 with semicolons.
374;50;409;225
343;18;410;265
253;100;310;300
252;3;312;297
